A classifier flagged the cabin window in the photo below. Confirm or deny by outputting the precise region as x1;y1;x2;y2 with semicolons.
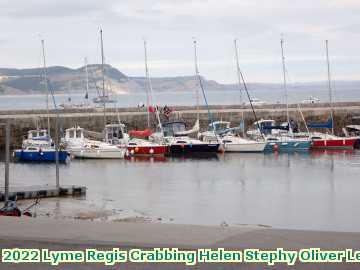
69;130;75;138
176;141;187;144
76;130;82;138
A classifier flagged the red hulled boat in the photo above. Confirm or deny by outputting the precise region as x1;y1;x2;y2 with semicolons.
310;133;356;150
126;139;168;156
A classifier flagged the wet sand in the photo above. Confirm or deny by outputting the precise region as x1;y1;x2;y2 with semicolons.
1;217;360;269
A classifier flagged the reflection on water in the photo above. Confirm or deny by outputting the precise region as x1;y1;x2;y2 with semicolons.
1;150;360;232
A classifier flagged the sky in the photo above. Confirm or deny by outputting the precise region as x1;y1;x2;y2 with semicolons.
0;0;359;83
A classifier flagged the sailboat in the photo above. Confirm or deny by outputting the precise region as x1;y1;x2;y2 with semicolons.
121;39;167;156
71;29;125;159
308;40;356;150
152;39;220;154
201;39;266;153
247;38;311;152
14;40;68;162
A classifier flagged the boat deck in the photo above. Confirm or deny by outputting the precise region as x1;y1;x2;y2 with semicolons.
0;185;86;201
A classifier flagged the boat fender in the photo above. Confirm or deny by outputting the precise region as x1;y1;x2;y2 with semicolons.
189;143;192;148
135;147;139;153
130;149;135;155
39;149;44;156
273;144;279;152
149;148;154;154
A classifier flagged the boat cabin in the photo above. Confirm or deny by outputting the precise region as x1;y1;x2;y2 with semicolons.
253;120;276;135
27;129;49;141
210;121;231;133
104;124;129;144
162;121;187;137
65;127;84;140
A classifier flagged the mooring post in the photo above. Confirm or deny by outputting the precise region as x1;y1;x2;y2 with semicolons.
5;120;10;202
55;118;60;189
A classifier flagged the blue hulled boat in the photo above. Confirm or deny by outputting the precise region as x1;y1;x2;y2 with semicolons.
14;129;68;162
14;146;68;162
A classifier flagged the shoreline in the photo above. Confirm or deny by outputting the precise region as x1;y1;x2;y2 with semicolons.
1;216;360;249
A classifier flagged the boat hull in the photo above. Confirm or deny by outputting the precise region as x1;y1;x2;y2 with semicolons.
169;143;220;154
311;138;356;150
71;149;126;159
265;140;311;152
224;142;266;153
14;149;68;162
127;145;168;156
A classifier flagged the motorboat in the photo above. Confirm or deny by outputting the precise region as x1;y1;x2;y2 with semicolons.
302;96;320;104
14;129;68;162
200;121;265;153
22;129;52;148
14;145;68;162
70;140;126;159
246;98;266;106
62;126;88;152
151;121;220;154
343;125;360;149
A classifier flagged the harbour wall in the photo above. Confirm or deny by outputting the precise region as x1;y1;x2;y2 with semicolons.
0;102;360;148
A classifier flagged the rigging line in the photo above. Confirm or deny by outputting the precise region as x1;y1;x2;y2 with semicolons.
143;39;163;134
193;39;213;129
234;39;264;138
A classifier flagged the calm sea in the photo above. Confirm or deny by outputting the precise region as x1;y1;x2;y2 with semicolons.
0;87;360;110
1;151;360;232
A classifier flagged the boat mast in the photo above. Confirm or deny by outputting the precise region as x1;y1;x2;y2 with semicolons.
100;29;106;126
143;39;163;133
41;39;50;136
84;57;89;103
234;39;245;137
193;39;213;128
234;39;263;138
193;38;200;121
326;40;334;135
143;39;151;128
280;37;291;133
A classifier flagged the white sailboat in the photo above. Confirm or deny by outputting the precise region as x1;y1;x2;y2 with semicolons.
201;39;266;153
71;29;125;159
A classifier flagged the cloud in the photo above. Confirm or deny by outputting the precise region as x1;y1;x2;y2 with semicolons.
0;0;359;83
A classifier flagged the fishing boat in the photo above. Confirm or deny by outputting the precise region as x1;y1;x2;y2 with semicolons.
63;126;88;152
14;40;68;162
306;41;356;150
